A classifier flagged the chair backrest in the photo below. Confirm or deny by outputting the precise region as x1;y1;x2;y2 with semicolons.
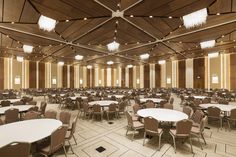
5;108;19;123
163;103;173;110
1;100;10;107
176;119;193;136
50;126;68;154
93;104;101;113
59;111;71;125
191;109;204;124
45;110;57;119
0;142;31;157
218;99;229;105
200;116;208;132
159;100;168;108
40;102;47;115
108;103;117;112
24;111;39;120
207;106;221;118
28;106;39;112
83;103;90;112
145;102;155;108
230;108;236;120
0;119;4;125
202;98;211;104
144;117;160;133
27;101;37;106
13;101;24;106
133;104;140;114
118;101;127;112
169;97;174;104
125;111;133;127
68;116;78;139
183;106;193;118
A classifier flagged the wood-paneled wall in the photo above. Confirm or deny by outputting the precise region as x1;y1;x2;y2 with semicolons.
29;61;37;88
178;60;186;88
70;66;74;88
38;62;45;88
230;54;236;90
121;68;125;87
129;68;133;88
193;58;205;89
0;58;4;90
144;65;150;88
62;65;67;88
155;64;161;87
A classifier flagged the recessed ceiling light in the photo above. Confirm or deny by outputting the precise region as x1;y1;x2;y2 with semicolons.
234;40;236;42
149;15;153;18
11;22;14;24
38;15;56;32
116;21;119;24
179;41;182;43
66;20;69;22
216;13;220;15
84;18;87;20
168;16;172;18
6;35;9;38
130;15;134;17
222;35;225;38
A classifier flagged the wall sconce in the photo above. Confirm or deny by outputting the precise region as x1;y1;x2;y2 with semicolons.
116;80;119;85
197;76;201;79
52;78;57;85
80;79;83;85
99;80;102;85
212;75;219;84
137;78;140;84
166;78;171;84
14;76;21;85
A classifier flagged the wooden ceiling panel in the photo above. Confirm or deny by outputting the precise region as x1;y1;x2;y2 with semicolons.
20;0;39;23
3;0;25;22
209;0;232;14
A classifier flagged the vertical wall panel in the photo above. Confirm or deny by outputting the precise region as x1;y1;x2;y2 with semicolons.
87;69;91;87
62;65;67;88
144;64;150;88
70;66;74;88
0;58;4;89
178;60;186;88
230;54;236;90
29;61;36;88
121;68;125;87
91;68;95;87
193;58;205;89
129;67;133;88
155;64;161;88
104;68;107;87
38;62;45;88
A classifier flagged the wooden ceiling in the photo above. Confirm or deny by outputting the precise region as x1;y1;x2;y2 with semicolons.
0;0;236;66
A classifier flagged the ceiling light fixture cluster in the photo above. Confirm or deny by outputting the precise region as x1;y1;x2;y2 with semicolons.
23;45;33;53
107;41;120;52
16;56;24;62
200;40;215;49
208;52;219;58
75;54;83;60
58;61;64;66
107;61;114;65
140;53;150;60
158;60;166;65
127;64;133;68
183;8;208;29
87;65;92;69
38;15;57;32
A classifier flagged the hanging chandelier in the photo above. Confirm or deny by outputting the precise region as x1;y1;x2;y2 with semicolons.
107;41;120;52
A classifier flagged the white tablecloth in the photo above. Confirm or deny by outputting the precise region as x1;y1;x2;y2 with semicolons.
140;98;164;103
108;95;124;99
137;108;188;122
0;105;33;115
88;100;118;107
0;99;21;104
0;119;62;147
200;103;236;112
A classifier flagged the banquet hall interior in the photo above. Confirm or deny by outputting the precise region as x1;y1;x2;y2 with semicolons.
1;0;236;157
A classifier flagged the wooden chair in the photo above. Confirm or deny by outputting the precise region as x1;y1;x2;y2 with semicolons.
0;142;31;157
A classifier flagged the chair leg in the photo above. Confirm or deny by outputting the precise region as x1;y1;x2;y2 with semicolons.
189;136;193;154
197;136;203;150
170;134;176;153
107;113;109;121
72;135;77;145
158;132;163;151
63;145;67;157
132;129;135;141
68;140;75;154
227;120;231;131
143;131;146;146
201;133;206;145
126;126;129;135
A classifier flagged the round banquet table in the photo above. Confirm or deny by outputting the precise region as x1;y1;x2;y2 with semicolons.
184;96;207;99
137;108;188;122
0;98;22;104
139;98;163;103
69;96;88;101
200;103;236;112
108;95;124;99
0;119;62;147
88;100;118;107
0;105;33;115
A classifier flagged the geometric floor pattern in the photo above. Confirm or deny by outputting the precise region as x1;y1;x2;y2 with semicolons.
30;94;236;157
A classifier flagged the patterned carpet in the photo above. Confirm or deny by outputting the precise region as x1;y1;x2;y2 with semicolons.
31;95;236;157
